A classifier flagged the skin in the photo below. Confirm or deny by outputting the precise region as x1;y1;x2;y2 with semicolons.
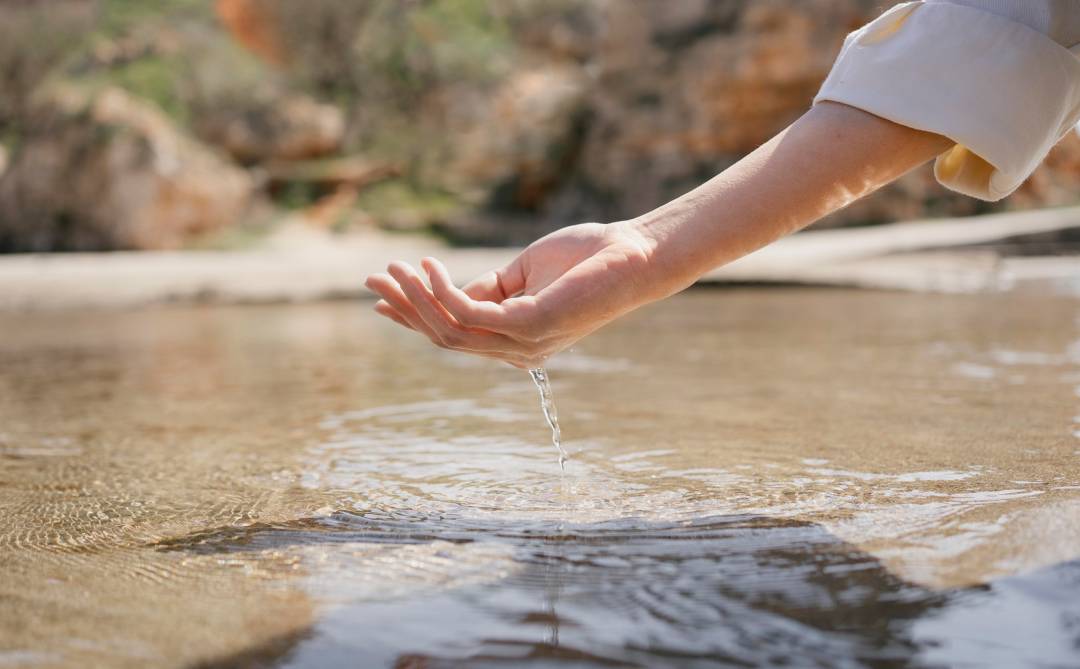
366;101;953;368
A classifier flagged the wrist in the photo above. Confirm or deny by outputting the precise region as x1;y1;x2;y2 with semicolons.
612;218;659;261
614;216;701;299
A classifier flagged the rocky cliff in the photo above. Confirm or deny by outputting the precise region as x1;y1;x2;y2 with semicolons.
0;88;253;252
1;0;1076;251
218;0;1079;242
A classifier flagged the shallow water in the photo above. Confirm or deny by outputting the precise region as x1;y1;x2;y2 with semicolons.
2;288;1080;667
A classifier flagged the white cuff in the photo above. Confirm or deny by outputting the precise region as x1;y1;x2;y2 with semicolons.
814;1;1080;201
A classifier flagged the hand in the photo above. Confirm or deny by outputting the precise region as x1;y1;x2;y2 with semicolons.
364;220;659;368
366;104;951;369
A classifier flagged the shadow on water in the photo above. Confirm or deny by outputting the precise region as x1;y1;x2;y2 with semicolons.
157;510;1080;668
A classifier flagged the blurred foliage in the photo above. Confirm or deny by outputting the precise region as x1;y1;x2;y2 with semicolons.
276;181;322;211
354;180;464;232
6;0;1066;253
0;1;96;128
0;0;580;215
98;0;210;35
262;0;580;169
101;55;192;124
87;1;274;130
268;0;574;95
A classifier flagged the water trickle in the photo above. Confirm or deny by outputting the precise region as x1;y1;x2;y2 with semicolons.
529;368;568;470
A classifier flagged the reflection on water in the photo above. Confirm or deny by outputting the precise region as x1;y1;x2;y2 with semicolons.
1;289;1080;667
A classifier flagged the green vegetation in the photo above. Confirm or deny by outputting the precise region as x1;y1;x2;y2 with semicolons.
355;180;465;232
103;55;192;124
276;181;323;211
396;0;517;83
185;217;278;251
0;2;95;127
98;0;211;36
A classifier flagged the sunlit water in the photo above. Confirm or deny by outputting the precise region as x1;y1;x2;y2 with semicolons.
2;289;1080;667
529;368;567;471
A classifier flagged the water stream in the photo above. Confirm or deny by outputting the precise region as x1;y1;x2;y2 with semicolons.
529;367;568;471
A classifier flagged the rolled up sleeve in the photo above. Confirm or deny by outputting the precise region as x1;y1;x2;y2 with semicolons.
814;1;1080;201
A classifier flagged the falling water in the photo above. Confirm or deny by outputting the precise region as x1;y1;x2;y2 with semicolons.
529;367;568;470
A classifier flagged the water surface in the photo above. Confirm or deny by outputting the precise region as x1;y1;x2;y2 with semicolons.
2;289;1080;667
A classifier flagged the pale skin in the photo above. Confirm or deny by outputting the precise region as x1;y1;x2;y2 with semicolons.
366;101;953;368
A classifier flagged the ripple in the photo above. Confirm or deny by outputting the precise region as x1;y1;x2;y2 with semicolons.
5;293;1080;667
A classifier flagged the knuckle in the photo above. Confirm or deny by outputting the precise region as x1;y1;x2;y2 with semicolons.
452;308;474;328
428;279;446;298
440;329;466;349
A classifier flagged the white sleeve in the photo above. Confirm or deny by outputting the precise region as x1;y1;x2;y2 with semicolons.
813;1;1080;201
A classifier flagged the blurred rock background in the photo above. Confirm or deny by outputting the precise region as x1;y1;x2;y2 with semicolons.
0;0;1077;252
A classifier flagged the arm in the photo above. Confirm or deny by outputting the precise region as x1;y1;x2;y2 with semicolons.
365;102;951;368
633;101;951;291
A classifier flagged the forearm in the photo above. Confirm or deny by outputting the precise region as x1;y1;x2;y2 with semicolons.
631;102;953;296
368;104;955;366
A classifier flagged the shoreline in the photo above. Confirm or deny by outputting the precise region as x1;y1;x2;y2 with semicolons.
2;207;1079;312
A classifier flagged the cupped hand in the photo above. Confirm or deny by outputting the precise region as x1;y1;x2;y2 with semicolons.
364;220;660;368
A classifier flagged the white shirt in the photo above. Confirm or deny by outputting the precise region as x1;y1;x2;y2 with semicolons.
814;0;1080;201
934;0;1080;47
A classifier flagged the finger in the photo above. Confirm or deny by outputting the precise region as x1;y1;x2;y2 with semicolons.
365;273;443;344
460;254;527;303
519;254;629;340
388;261;528;356
460;271;504;303
423;257;536;337
374;299;413;330
372;281;534;365
374;300;532;367
368;270;543;366
366;274;429;334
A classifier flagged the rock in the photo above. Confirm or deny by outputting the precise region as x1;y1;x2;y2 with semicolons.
444;0;891;232
1010;130;1080;211
211;0;1080;236
556;0;879;223
0;87;254;252
214;0;287;66
298;186;359;229
0;0;96;127
213;0;373;81
442;0;1080;235
449;64;589;210
196;94;346;165
263;156;397;190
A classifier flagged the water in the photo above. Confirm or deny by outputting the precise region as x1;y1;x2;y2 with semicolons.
529;367;568;470
2;288;1080;667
